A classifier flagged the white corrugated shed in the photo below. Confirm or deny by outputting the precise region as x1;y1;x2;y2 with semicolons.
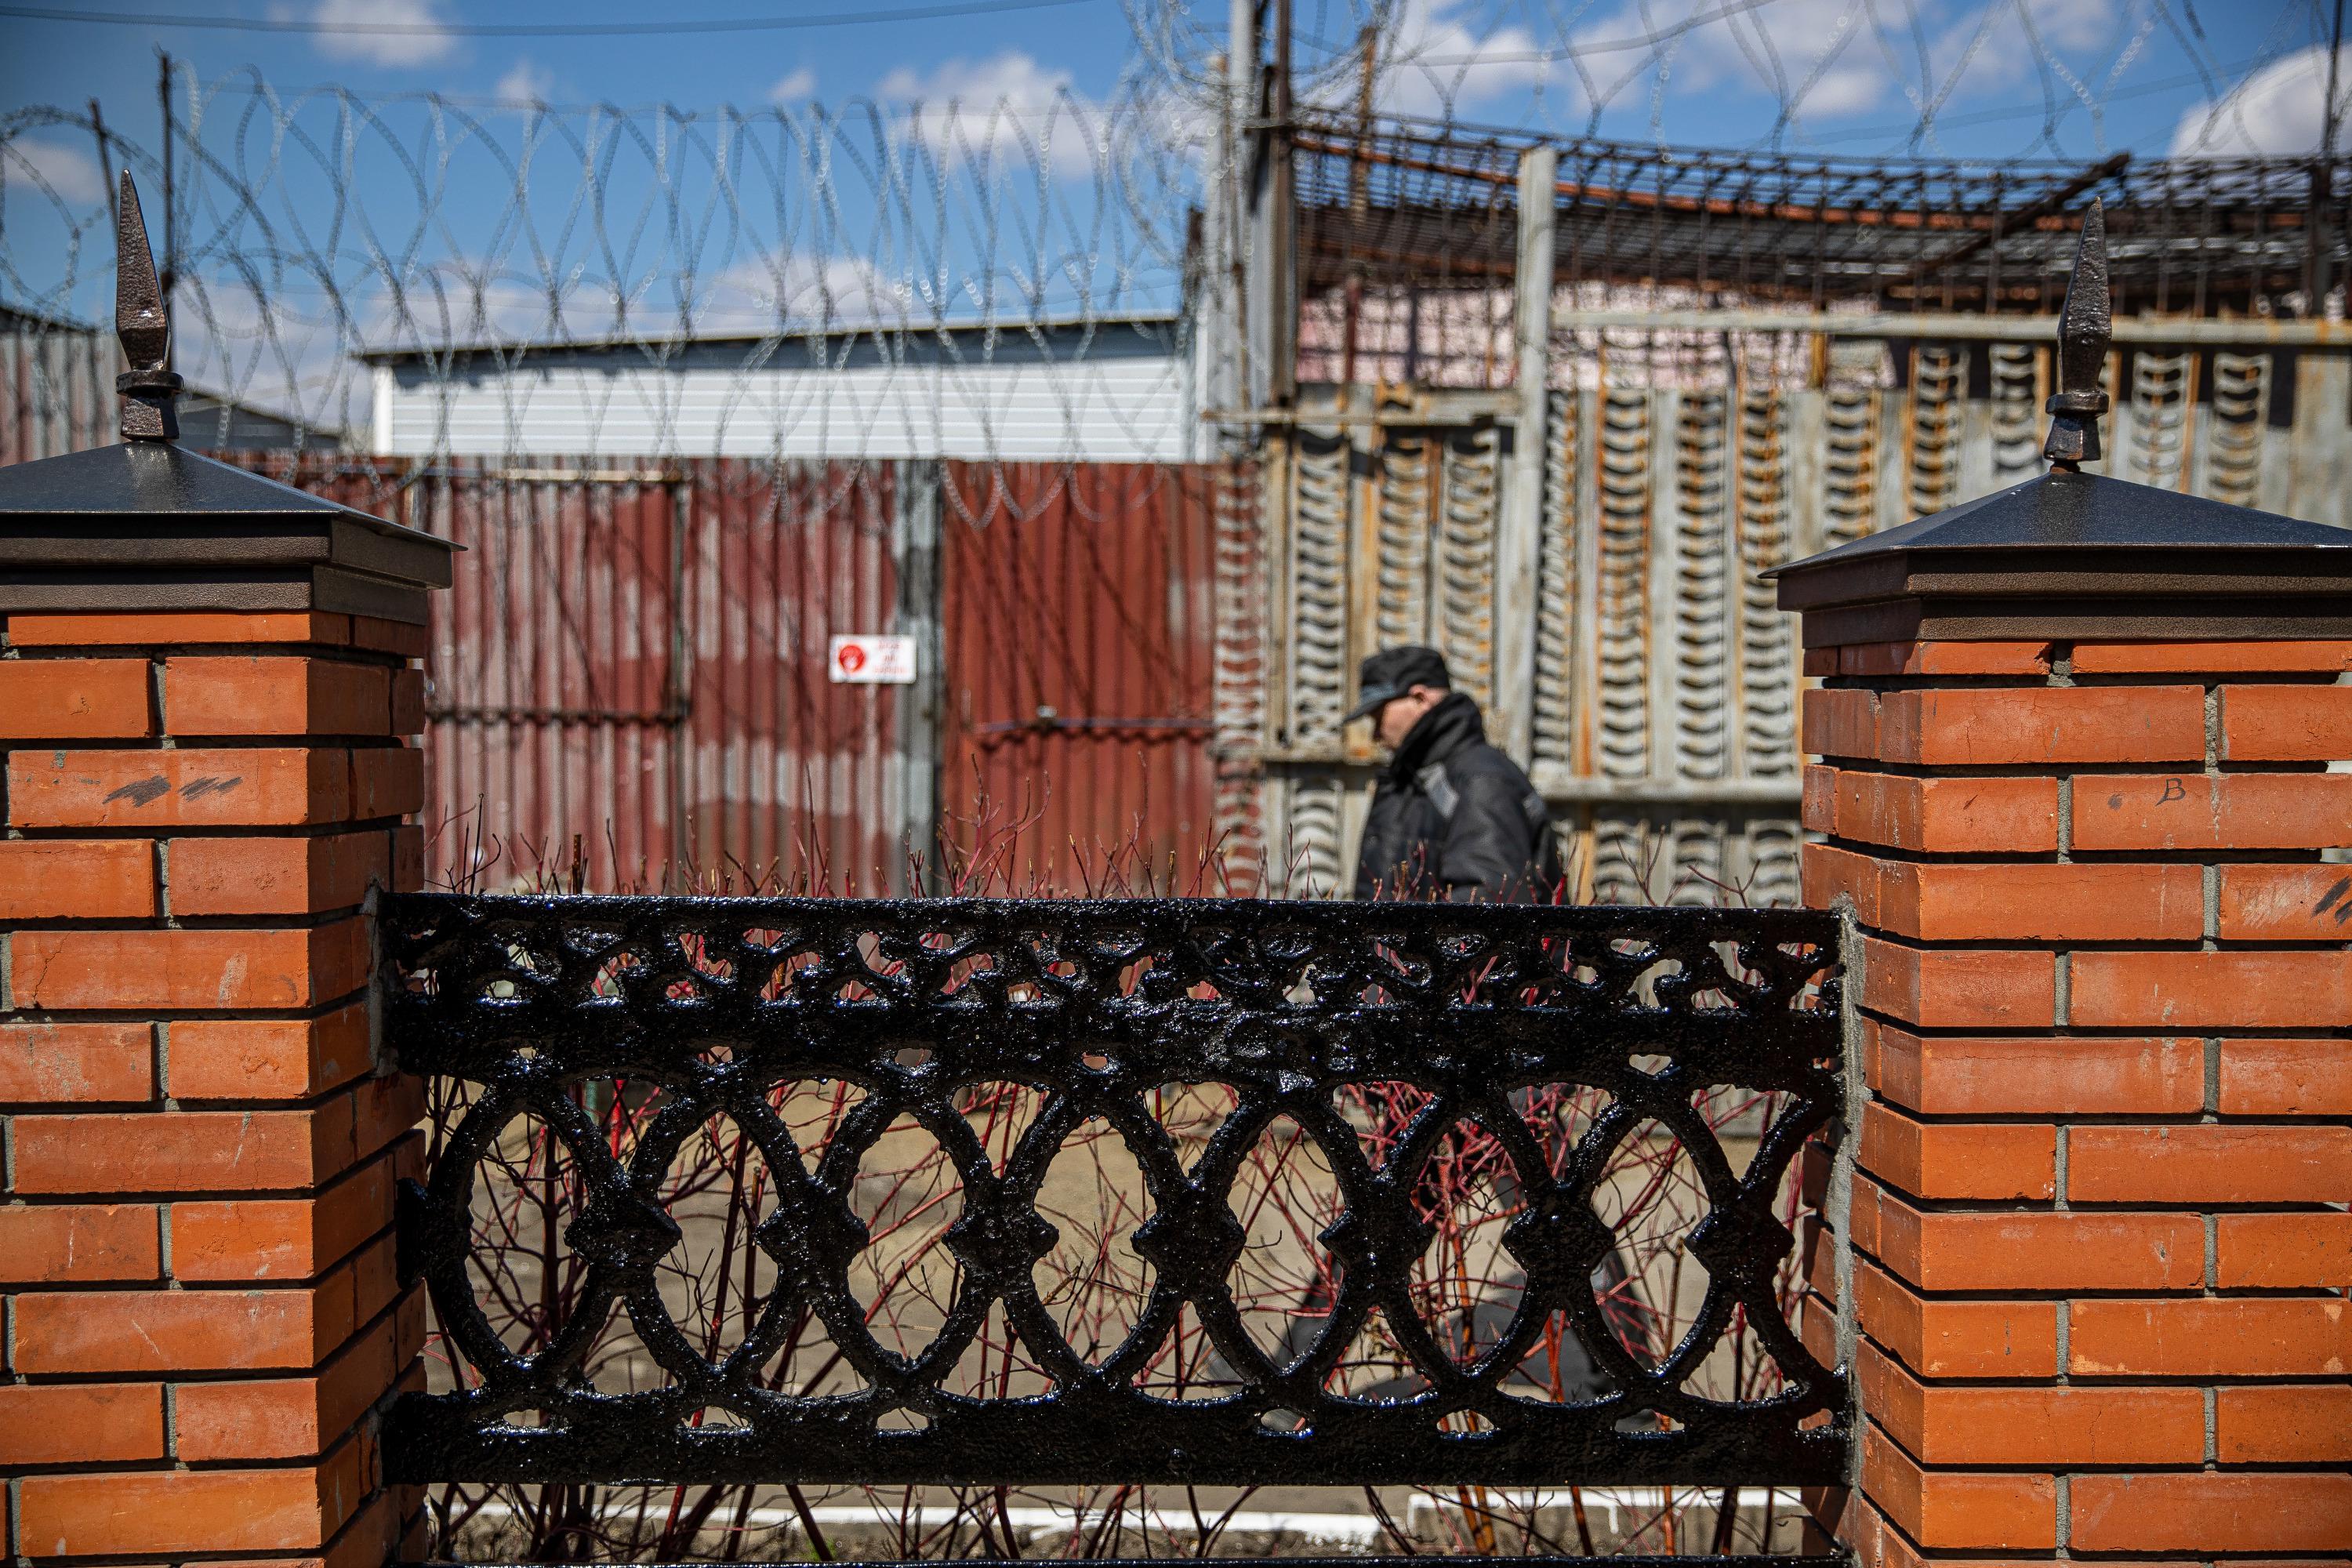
364;315;1197;462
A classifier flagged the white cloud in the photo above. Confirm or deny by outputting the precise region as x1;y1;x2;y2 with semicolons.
770;66;818;104
493;59;555;107
876;50;1073;110
1557;0;2119;129
4;138;107;205
1560;0;1886;120
1372;0;1547;119
1697;0;1890;117
305;0;456;69
2172;45;2349;158
1916;0;2118;110
874;51;1105;176
706;256;916;332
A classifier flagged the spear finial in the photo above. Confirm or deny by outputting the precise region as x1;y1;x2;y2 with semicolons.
2042;197;2111;470
114;169;181;442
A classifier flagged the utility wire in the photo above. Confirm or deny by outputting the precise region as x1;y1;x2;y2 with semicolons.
0;0;1094;38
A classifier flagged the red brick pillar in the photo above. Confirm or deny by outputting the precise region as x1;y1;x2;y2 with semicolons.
0;442;452;1552
1;601;442;1561
0;608;436;1559
1791;632;2352;1563
1778;201;2350;1564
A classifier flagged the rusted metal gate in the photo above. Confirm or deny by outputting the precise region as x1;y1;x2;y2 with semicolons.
938;459;1221;891
677;460;928;893
215;454;1219;895
240;456;931;892
404;462;689;888
1235;336;2352;907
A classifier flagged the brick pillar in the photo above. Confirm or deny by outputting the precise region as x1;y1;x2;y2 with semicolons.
0;604;446;1560
1790;633;2352;1563
0;365;452;1568
1776;198;2351;1564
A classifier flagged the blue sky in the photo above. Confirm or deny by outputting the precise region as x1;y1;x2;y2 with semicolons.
0;1;1142;144
2;1;2343;428
3;0;2342;163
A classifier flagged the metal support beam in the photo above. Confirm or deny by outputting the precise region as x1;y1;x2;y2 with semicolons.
1201;386;1517;428
1218;0;1257;423
1494;145;1558;764
1548;306;2352;347
895;461;943;892
1268;0;1298;406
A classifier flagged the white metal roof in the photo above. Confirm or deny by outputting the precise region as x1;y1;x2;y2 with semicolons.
367;314;1198;463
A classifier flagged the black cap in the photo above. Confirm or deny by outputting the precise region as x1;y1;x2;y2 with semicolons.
1345;645;1451;723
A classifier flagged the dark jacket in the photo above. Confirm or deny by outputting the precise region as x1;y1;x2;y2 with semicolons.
1353;692;1563;902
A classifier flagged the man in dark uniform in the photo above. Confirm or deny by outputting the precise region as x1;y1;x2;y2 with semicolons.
1338;650;1610;1396
1348;646;1563;902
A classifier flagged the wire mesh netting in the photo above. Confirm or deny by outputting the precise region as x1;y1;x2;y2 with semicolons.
1288;117;2349;389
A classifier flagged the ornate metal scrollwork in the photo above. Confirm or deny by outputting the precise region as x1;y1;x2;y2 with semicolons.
380;892;1844;1490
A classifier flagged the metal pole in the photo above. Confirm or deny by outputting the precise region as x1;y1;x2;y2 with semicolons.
1229;0;1260;412
156;52;175;371
1338;24;1377;399
1227;0;1254;139
1493;145;1557;766
1541;304;2352;347
668;470;693;880
89;100;118;238
1270;0;1296;406
2316;0;2347;312
2325;0;2345;162
895;460;944;894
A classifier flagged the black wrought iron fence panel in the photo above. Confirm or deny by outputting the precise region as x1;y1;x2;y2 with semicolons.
380;892;1844;1490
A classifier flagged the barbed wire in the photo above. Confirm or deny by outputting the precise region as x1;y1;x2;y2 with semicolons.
1134;0;2347;160
2;62;1212;496
1;2;2343;485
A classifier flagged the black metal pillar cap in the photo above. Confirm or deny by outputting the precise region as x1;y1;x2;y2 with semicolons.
114;169;182;443
1766;200;2352;647
0;171;458;626
2041;196;2109;470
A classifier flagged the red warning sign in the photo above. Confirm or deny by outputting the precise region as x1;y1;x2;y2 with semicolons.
828;633;916;684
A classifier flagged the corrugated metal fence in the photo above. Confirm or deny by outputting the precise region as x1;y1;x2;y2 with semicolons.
1247;336;2352;908
219;453;1221;893
3;308;111;465
940;462;1218;892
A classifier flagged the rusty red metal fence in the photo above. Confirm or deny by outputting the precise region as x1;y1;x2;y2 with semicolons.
166;452;1221;895
677;460;919;893
399;456;919;893
418;462;686;888
939;459;1220;891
